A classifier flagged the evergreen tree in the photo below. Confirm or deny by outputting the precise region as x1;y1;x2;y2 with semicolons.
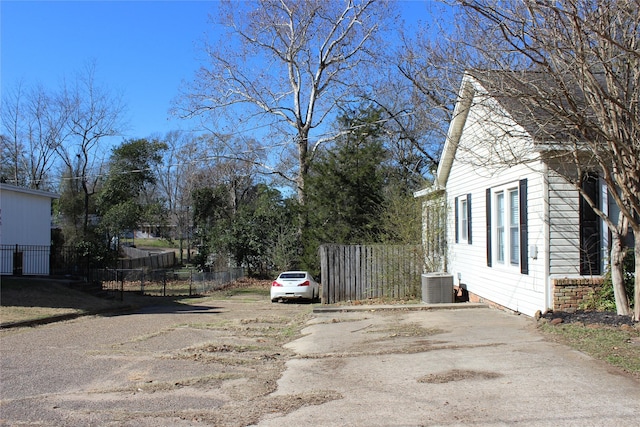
304;106;388;269
96;138;167;246
229;184;296;276
191;185;231;270
191;183;297;275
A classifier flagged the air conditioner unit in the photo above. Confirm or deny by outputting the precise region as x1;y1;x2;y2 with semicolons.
421;273;454;304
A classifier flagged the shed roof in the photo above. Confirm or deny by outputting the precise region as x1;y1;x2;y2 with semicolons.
0;183;60;199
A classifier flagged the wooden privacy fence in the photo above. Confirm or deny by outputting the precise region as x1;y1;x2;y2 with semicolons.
117;250;175;270
320;244;424;304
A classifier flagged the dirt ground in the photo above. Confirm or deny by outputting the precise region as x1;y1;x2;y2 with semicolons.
540;309;636;326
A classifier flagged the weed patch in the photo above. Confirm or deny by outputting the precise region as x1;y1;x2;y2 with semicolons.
539;323;640;378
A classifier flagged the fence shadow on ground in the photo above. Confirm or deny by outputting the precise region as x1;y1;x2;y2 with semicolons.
0;276;236;328
1;266;259;329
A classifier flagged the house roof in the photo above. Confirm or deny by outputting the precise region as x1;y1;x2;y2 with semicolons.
433;74;476;190
0;183;60;199
414;70;585;198
468;70;583;143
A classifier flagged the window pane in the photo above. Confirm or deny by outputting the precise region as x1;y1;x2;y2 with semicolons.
461;199;468;240
509;190;518;225
496;192;504;262
509;189;519;265
510;228;519;265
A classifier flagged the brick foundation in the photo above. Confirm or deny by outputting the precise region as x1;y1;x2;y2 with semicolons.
465;291;520;314
464;277;604;316
552;277;603;313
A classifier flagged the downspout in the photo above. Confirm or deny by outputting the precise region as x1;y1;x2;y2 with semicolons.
542;162;552;311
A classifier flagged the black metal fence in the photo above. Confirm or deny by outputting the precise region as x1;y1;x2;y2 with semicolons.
0;245;92;276
1;245;180;277
1;245;57;276
51;246;90;276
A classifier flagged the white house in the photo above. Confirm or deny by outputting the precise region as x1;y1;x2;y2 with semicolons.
416;72;618;317
0;183;59;275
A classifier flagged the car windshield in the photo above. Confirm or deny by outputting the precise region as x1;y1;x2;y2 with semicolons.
280;273;306;279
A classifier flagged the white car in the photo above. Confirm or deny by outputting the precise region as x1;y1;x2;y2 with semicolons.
271;271;319;303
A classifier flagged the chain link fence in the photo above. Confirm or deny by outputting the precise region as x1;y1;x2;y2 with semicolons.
88;267;246;299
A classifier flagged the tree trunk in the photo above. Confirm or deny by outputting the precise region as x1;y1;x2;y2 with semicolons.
294;132;310;268
610;232;630;316
83;181;90;236
634;242;640;322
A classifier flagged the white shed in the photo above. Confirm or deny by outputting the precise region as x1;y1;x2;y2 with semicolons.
0;183;59;275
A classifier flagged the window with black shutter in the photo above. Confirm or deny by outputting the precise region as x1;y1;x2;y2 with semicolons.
519;179;528;275
487;180;527;274
486;188;492;266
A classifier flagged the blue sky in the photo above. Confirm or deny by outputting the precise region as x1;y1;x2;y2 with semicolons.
1;0;216;139
1;1;435;141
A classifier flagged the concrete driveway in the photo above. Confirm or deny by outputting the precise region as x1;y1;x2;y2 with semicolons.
1;301;638;426
256;306;640;426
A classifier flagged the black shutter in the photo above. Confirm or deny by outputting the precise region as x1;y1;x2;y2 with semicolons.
580;173;601;275
519;179;528;275
486;188;492;267
467;193;472;244
454;196;459;243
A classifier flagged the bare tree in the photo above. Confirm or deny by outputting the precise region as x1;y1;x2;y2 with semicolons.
1;83;27;186
0;82;67;190
155;130;207;262
375;10;465;185
453;0;640;319
177;0;394;206
55;62;127;237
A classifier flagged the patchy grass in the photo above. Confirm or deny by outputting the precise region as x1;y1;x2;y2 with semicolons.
1;277;128;325
0;277;283;327
121;238;178;248
539;323;640;378
206;286;271;301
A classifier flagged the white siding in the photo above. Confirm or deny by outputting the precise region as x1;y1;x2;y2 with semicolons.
0;189;53;246
547;169;581;275
444;91;548;317
0;185;58;275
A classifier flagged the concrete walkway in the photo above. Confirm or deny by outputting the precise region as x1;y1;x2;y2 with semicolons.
255;306;640;426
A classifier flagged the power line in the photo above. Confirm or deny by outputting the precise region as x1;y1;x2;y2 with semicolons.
5;111;416;185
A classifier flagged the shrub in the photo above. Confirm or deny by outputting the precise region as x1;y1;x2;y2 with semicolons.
580;249;634;311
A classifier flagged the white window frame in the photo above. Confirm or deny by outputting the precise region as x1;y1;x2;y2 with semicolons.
496;191;505;263
493;184;519;269
508;188;519;266
460;198;468;242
